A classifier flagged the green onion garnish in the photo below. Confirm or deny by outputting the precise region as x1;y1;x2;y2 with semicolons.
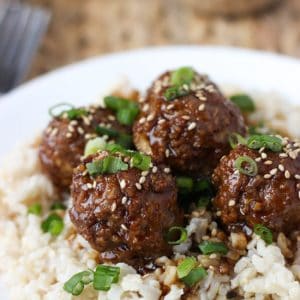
86;156;128;176
50;202;66;211
254;224;273;245
198;241;228;255
28;203;42;216
171;67;195;86
48;103;74;118
66;108;88;120
41;213;64;236
181;267;207;287
166;226;188;245
63;270;94;296
105;143;126;153
247;134;282;152
197;196;211;208
176;176;194;194
104;96;139;126
194;178;213;194
93;265;120;291
177;257;197;279
84;137;106;157
164;85;189;101
130;152;152;171
229;133;247;149
230;94;255;113
234;156;258;176
116;133;133;149
95;126;119;137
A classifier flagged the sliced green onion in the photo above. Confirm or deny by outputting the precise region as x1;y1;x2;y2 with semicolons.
247;134;282;152
130;152;151;171
41;213;64;236
166;226;188;245
116;107;139;126
50;202;66;211
95;126;119;137
116;133;133;149
197;196;211;208
234;156;258;176
84;137;106;157
230;94;255;112
176;176;194;194
171;67;195;86
28;203;42;216
164;85;189;101
105;143;126;153
104;96;131;111
86;156;128;176
93;265;120;291
199;241;228;255
48;103;74;118
229;133;247;149
66;108;88;120
177;257;197;279
181;267;207;287
63;270;94;296
194;178;213;194
254;224;273;245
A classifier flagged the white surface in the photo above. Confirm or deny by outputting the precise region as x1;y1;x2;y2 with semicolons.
0;46;300;298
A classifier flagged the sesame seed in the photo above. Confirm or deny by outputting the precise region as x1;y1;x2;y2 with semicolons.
83;116;91;126
255;157;262;162
121;197;127;204
120;179;126;189
108;115;116;121
82;170;88;176
141;171;149;177
70;120;78;126
111;202;117;212
298;191;300;200
297;183;300;189
188;122;196;131
264;160;273;165
121;224;128;231
165;149;170;157
139;117;146;124
211;229;217;236
139;97;145;103
182;115;190;120
142;104;150;112
46;127;52;134
284;170;291;179
289;151;297;160
66;132;72;138
202;235;209;240
228;200;236;207
182;84;189;90
166;104;174;110
209;254;217;259
295;174;300;180
86;183;93;189
164;168;171;173
198;104;205;111
139;176;146;184
77;127;84;135
135;183;142;190
216;211;222;216
50;128;58;137
259;147;265;153
147;114;155;121
261;153;267;159
158;119;166;125
152;166;158;173
278;164;285;172
270;168;278;175
68;125;75;132
279;153;288;158
264;174;272;179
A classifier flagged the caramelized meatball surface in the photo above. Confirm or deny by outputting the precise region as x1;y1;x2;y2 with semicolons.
39;106;130;190
212;139;300;235
133;70;246;175
69;151;183;267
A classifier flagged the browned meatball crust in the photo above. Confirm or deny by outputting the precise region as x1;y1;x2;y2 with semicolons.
133;71;246;175
212;139;300;235
39;106;130;190
69;151;183;267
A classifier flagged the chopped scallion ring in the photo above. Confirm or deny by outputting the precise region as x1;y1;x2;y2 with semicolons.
176;176;194;194
198;241;228;255
48;103;74;118
63;270;94;296
164;85;189;101
41;213;64;236
229;133;247;149
181;267;207;287
230;94;255;113
254;224;273;245
84;137;106;157
171;67;195;86
28;203;42;216
116;107;139;126
234;156;258;176
66;108;88;120
130;152;152;171
247;134;282;152
95;126;119;137
93;265;120;291
166;226;188;245
177;257;197;279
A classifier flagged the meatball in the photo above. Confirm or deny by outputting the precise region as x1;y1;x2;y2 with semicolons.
69;151;183;267
133;69;246;175
39;106;130;190
212;139;300;235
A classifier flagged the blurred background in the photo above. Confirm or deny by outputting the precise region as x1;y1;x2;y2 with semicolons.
1;0;300;89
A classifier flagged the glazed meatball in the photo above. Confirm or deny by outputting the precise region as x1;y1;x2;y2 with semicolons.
69;151;183;267
133;69;246;175
212;138;300;235
39;106;130;190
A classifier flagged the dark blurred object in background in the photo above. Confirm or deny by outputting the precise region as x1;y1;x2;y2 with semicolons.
24;0;300;80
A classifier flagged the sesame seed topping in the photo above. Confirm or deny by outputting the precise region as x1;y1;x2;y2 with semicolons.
255;157;262;162
139;97;145;103
141;171;149;177
166;104;174;110
139;176;146;184
108;115;116;121
50;128;58;137
142;104;150;112
198;104;205;111
83;116;91;126
135;183;142;190
295;174;300;180
121;224;128;231
264;174;272;179
182;115;190;120
111;202;117;212
297;183;300;189
270;168;278;175
70;120;78;126
121;197;127;204
288;151;298;160
120;179;126;189
264;160;273;165
86;183;93;189
68;125;75;132
278;164;285;172
147;114;155;121
298;191;300;200
163;167;171;173
152;166;158;173
259;147;265;153
158;119;166;125
77;127;84;135
228;200;236;207
66;132;72;138
279;153;288;158
261;153;267;159
216;211;222;216
188;122;197;131
284;170;291;179
165;149;170;157
139;117;146;124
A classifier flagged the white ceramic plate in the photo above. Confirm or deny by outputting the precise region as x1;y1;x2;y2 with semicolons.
0;46;300;297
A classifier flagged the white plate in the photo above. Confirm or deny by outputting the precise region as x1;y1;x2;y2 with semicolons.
0;46;300;298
